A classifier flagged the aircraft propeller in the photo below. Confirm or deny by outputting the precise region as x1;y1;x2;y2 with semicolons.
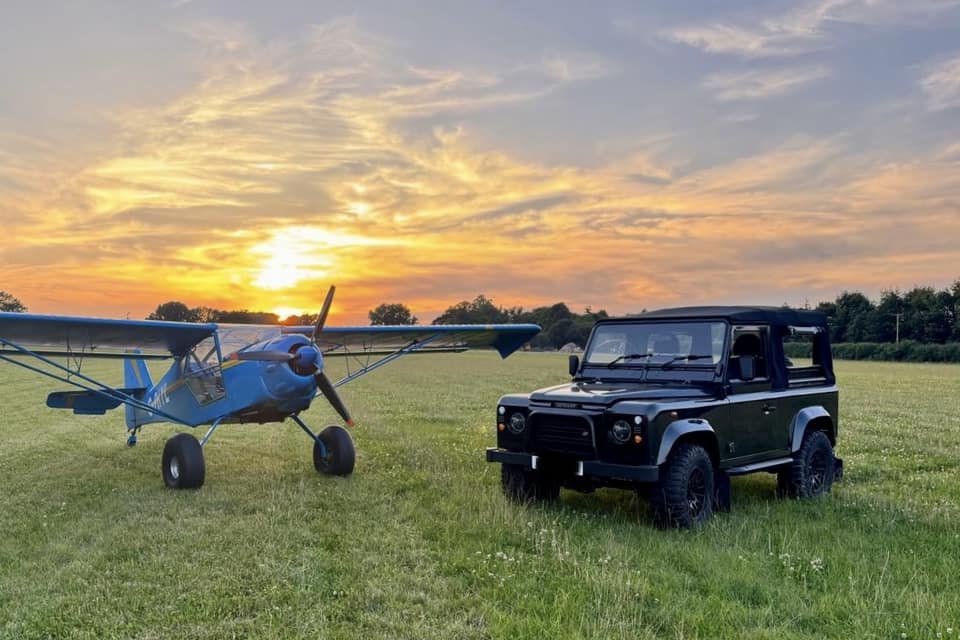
228;285;353;426
311;286;354;427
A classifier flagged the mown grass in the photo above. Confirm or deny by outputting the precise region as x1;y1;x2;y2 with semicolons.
1;354;959;639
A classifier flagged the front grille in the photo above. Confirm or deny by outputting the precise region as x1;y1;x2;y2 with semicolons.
532;413;595;457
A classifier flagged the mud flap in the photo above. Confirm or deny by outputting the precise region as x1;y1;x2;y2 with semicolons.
834;457;844;481
714;471;731;512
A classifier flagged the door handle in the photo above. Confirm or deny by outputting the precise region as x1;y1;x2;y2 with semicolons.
762;404;776;415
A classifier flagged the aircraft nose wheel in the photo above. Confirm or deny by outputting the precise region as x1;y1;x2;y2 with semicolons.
162;433;206;489
313;426;355;476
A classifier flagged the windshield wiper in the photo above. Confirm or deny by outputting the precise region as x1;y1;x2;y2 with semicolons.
606;353;654;368
658;354;715;370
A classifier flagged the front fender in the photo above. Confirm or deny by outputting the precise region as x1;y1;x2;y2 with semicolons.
656;419;717;465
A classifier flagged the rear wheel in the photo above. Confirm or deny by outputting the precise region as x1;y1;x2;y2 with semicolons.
313;426;355;476
162;433;205;489
779;430;834;498
501;464;560;503
652;443;715;528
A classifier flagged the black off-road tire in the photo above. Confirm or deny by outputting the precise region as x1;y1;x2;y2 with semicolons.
313;426;355;476
651;443;715;528
778;430;834;499
501;464;560;503
162;433;205;489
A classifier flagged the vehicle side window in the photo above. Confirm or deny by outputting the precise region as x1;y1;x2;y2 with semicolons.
729;327;769;380
783;328;829;387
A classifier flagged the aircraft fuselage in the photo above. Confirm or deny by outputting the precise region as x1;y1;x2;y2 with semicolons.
138;334;319;427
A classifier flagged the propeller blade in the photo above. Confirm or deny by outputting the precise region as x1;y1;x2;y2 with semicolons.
313;285;336;341
231;350;295;362
316;371;353;427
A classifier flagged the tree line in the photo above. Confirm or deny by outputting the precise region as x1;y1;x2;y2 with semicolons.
811;280;960;344
137;295;609;350
4;279;960;351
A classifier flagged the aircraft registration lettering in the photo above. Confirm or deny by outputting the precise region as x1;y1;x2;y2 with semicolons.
149;383;170;409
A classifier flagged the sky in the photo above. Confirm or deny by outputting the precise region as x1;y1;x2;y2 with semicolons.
2;0;960;323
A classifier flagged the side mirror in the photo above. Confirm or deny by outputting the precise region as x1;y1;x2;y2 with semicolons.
738;355;755;381
568;355;580;377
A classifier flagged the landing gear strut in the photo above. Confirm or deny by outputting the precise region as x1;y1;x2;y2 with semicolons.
291;415;355;476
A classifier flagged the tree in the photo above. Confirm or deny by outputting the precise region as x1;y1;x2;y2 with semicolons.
953;279;960;341
147;301;199;322
547;318;578;348
432;295;506;325
832;292;876;342
874;290;902;343
0;291;27;312
368;303;418;325
216;310;280;324
902;286;950;343
193;307;220;323
281;313;319;326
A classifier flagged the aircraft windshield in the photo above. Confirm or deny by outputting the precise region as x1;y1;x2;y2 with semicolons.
217;325;283;357
584;321;727;366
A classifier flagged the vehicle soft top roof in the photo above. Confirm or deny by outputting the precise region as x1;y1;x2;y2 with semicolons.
620;306;827;326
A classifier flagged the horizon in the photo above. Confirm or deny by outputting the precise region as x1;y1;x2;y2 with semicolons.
3;1;960;324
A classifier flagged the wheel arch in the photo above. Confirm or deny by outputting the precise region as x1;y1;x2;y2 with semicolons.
656;419;719;466
790;406;835;451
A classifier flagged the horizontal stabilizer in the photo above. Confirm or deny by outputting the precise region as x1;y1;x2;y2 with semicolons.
47;389;143;415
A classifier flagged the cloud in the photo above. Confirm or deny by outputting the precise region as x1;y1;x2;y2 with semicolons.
665;0;960;58
539;51;613;82
919;52;960;111
3;14;960;320
666;23;823;59
702;66;830;101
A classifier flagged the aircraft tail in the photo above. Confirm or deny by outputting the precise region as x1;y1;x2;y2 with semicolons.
123;353;153;428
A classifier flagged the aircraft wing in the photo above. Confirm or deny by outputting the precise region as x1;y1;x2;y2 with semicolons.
283;324;541;359
0;312;217;359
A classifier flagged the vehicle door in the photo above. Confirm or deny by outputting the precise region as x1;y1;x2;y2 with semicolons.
725;325;782;460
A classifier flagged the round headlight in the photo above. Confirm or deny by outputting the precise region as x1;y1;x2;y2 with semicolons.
611;419;632;443
508;412;527;434
498;406;506;415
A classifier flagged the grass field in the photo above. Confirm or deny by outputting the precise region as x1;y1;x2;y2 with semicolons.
2;353;959;639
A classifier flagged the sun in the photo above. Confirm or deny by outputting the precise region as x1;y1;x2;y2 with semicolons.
249;226;405;292
272;306;306;321
249;228;335;290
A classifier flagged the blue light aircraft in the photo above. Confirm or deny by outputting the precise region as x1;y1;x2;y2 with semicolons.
0;287;539;489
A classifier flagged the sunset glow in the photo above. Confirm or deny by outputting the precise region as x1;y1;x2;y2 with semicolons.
3;2;960;323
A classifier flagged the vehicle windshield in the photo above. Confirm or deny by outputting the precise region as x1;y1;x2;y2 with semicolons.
584;321;727;367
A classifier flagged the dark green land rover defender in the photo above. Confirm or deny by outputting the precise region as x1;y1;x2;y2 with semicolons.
486;306;843;527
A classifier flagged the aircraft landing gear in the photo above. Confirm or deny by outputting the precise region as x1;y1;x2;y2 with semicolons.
162;433;205;489
290;415;355;476
313;426;355;476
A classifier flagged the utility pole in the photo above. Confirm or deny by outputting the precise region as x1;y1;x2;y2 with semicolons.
895;313;901;343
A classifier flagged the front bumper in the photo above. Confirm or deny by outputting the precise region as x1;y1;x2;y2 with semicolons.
485;448;659;483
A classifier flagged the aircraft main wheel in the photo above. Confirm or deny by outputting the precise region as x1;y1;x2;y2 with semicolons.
313;426;355;476
162;433;205;489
